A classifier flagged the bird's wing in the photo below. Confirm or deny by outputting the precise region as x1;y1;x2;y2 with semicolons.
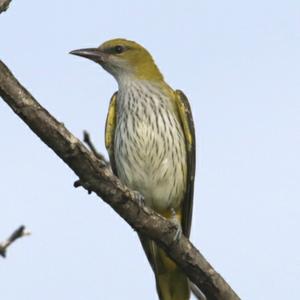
105;92;118;175
175;90;196;238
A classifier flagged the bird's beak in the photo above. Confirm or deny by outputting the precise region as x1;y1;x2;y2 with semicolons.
69;48;106;63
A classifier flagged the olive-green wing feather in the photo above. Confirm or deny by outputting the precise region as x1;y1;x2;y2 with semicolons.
105;92;118;175
175;90;196;238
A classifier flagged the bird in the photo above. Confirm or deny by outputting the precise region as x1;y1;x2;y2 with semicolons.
70;38;196;300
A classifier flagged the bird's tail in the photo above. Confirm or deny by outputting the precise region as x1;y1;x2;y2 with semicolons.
139;235;190;300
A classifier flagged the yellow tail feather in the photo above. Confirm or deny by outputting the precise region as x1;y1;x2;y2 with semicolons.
139;234;190;300
155;246;190;300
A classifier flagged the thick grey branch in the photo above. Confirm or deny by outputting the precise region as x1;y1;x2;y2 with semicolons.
0;225;30;258
0;60;240;300
0;0;12;14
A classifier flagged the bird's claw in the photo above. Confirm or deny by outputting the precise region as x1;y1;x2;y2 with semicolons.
132;191;144;207
173;224;182;243
98;159;107;168
170;208;182;242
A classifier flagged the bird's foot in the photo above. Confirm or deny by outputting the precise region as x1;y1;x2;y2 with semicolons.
170;208;182;242
98;159;107;168
173;226;182;243
131;190;145;208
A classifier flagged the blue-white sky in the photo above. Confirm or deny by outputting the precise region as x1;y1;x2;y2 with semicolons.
0;1;299;299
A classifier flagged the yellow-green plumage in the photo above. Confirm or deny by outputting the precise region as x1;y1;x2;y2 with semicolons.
71;38;195;300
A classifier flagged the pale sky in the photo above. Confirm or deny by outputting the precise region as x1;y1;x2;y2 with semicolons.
0;1;299;299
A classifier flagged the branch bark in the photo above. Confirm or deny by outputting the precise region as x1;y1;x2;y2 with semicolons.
0;0;12;14
0;225;30;258
0;60;240;300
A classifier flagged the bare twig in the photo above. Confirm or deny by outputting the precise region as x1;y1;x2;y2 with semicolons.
0;225;30;258
83;130;108;165
0;0;12;14
0;60;240;300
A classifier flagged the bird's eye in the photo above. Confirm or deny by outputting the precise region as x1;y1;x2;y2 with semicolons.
114;45;125;54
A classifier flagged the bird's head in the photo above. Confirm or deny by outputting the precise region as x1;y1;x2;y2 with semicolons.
70;38;163;84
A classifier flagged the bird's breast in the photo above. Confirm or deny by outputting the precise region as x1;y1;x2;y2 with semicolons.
114;83;187;212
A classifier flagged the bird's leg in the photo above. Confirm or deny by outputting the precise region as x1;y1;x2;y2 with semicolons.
170;208;182;242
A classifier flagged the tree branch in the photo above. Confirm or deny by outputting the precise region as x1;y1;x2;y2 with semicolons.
0;225;30;258
0;0;12;14
0;60;240;300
